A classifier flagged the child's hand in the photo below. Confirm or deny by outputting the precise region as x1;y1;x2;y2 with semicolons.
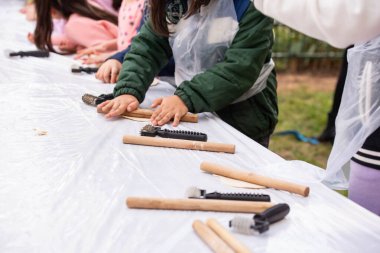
75;45;103;60
150;95;188;127
75;40;117;59
81;52;112;65
25;3;36;21
95;59;122;84
97;94;139;118
58;40;77;53
27;32;35;43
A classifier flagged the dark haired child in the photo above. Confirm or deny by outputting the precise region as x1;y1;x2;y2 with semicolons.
98;0;278;147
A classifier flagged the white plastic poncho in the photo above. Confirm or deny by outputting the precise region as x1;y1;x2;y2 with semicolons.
324;36;380;189
169;0;274;104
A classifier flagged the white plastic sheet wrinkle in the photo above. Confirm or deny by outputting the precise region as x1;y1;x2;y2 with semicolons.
0;1;380;253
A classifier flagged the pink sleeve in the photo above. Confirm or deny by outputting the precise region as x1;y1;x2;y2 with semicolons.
64;14;118;48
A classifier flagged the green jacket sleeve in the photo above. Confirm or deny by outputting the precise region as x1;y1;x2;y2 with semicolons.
174;4;274;113
113;21;172;102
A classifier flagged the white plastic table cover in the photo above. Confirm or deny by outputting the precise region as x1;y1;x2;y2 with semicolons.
1;1;380;253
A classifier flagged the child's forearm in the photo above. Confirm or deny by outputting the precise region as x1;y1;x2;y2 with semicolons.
114;21;172;100
102;39;118;51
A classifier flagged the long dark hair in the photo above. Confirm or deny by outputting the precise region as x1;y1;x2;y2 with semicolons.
34;0;118;52
149;0;211;37
112;0;123;11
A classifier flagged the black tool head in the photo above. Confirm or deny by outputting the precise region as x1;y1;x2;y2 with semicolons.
252;220;270;234
185;186;206;198
140;125;160;137
4;49;49;58
82;94;99;106
32;50;50;57
71;64;82;73
98;93;115;100
4;49;15;58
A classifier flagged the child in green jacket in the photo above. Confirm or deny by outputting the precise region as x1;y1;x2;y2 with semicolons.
98;0;278;147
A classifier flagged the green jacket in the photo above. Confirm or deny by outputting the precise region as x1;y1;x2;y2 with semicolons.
114;4;278;142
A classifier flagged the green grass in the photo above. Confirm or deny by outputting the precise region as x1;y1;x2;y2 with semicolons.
269;84;333;169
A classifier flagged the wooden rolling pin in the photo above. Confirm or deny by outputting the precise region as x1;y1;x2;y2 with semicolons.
200;162;310;197
97;107;198;123
193;220;234;253
126;197;273;213
123;135;235;154
206;219;251;253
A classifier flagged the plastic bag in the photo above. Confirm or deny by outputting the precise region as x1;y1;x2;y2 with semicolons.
169;0;239;85
169;0;274;102
323;36;380;189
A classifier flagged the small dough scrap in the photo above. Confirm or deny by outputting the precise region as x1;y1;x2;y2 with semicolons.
33;128;48;136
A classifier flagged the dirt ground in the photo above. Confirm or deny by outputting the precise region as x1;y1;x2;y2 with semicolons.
277;73;337;92
271;72;338;168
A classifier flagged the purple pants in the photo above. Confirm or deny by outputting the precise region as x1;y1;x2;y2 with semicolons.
348;161;380;215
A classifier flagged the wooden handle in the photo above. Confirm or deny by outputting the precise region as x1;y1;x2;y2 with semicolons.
126;197;273;213
200;162;310;197
98;107;198;123
193;220;235;253
123;135;235;154
206;219;252;253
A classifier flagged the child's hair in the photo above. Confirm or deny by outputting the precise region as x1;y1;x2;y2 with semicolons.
149;0;211;37
112;0;123;11
34;0;118;51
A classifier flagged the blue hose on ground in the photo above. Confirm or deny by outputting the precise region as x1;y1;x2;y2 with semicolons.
273;130;320;145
